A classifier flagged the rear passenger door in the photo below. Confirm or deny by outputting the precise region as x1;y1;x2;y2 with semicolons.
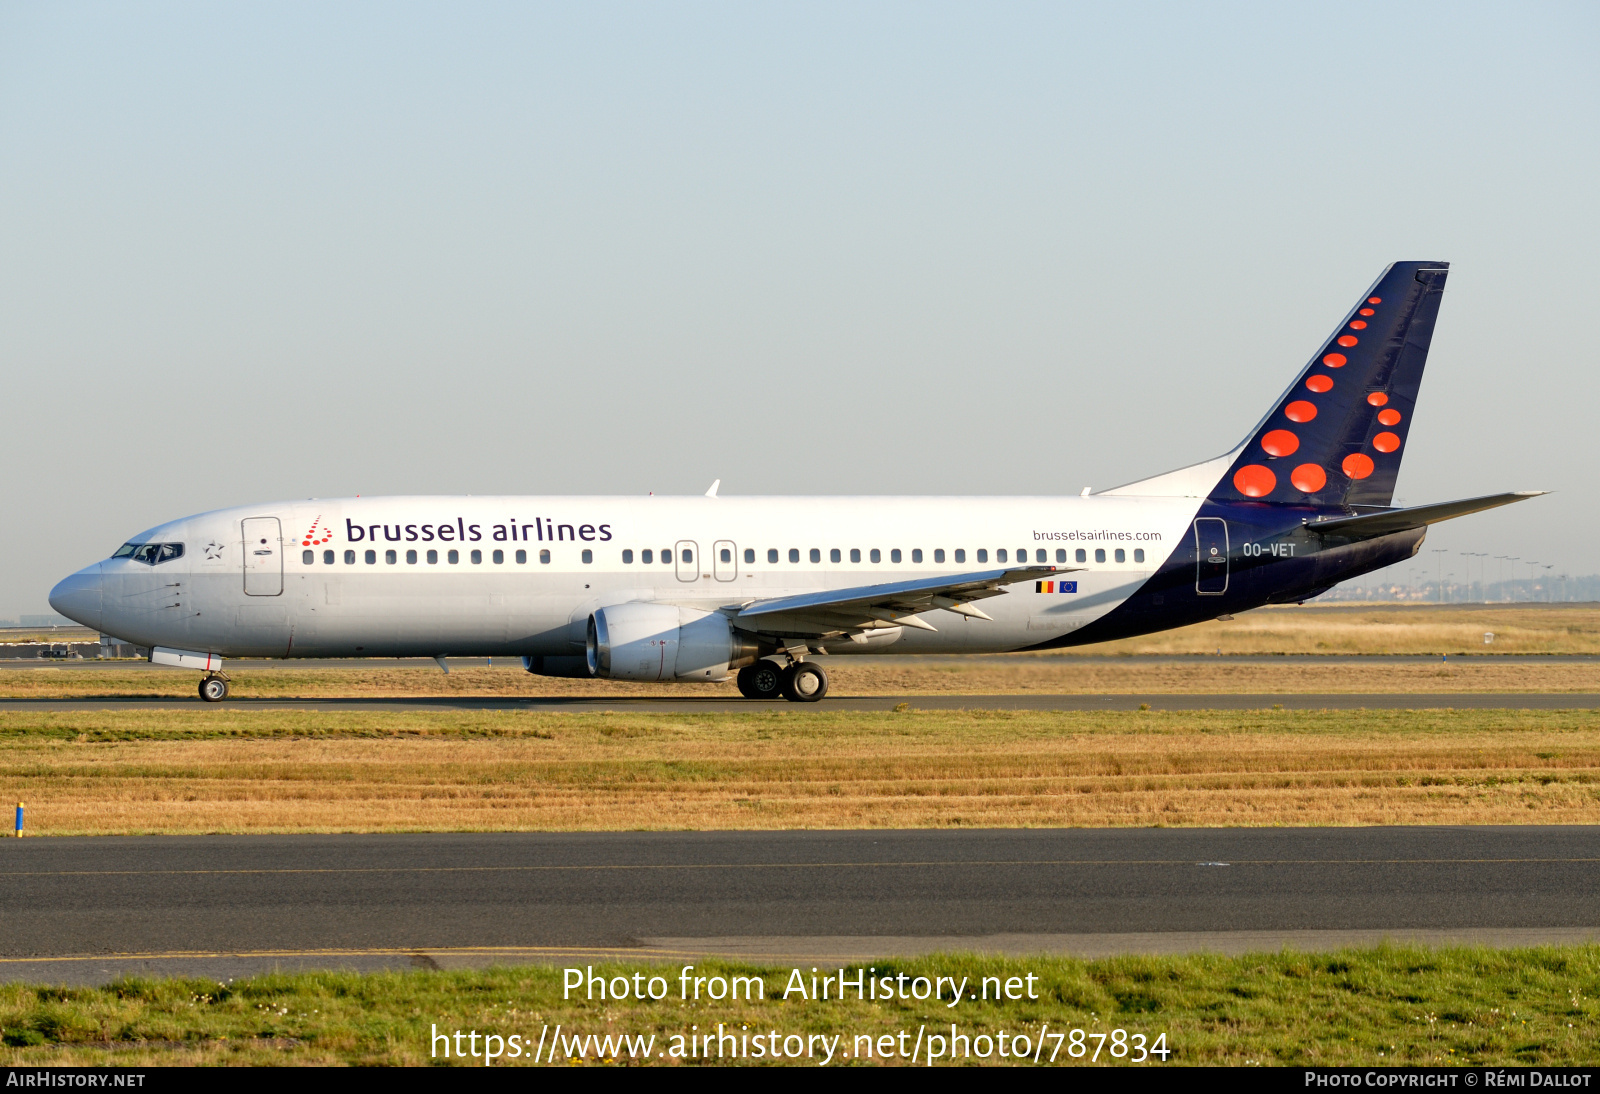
1193;518;1228;595
242;517;284;596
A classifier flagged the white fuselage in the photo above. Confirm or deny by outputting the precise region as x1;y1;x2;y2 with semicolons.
55;494;1203;659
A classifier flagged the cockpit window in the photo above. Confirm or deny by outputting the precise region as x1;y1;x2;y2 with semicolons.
113;542;184;565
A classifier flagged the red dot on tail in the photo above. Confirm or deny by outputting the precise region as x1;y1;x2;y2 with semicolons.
1306;375;1333;393
1260;429;1299;457
1372;431;1401;453
1290;464;1327;492
1284;400;1318;423
1359;308;1375;317
1322;353;1347;368
1343;453;1375;479
1233;465;1277;497
1349;320;1367;330
1378;409;1401;426
1337;335;1359;347
1367;392;1388;406
1368;296;1381;304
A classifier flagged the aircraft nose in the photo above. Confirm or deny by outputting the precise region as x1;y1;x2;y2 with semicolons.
49;565;104;632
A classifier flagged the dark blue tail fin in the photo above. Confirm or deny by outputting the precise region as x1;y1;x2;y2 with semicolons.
1212;261;1448;509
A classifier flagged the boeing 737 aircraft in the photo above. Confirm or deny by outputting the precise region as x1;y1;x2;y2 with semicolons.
50;261;1541;702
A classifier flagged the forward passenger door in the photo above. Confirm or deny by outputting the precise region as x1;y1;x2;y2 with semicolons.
242;517;284;596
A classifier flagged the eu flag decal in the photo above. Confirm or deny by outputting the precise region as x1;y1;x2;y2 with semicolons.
1061;581;1077;593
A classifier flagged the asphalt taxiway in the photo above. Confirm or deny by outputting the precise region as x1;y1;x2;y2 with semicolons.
2;693;1596;712
3;827;1597;983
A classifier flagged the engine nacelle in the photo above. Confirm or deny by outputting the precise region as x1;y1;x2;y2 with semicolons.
587;603;758;682
522;655;592;678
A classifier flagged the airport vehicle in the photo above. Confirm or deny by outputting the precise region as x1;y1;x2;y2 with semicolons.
49;261;1541;702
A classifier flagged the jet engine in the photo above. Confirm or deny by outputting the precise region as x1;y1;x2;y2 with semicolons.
587;603;759;682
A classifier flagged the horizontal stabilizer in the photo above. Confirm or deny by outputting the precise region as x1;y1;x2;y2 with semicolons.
735;565;1071;637
1306;491;1547;539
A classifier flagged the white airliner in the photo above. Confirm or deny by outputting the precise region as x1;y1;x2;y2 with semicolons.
50;261;1540;702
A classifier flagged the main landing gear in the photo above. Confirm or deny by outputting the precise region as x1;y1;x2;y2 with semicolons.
736;659;828;703
198;675;230;703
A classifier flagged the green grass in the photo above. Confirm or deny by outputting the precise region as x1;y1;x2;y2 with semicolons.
4;947;1598;1065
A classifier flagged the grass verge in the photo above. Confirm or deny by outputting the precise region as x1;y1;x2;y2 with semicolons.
4;707;1600;832
2;947;1596;1066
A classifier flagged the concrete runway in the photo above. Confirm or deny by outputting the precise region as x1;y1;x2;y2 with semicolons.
2;693;1597;712
4;827;1598;983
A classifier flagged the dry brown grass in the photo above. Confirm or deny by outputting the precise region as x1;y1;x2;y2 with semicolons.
2;657;1595;698
4;707;1600;834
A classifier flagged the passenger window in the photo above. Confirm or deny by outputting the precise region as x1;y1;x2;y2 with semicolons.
954;549;965;563
830;549;841;563
662;549;673;563
426;549;438;564
302;550;314;564
623;549;634;564
849;548;860;563
345;550;356;564
744;548;755;564
997;549;1008;563
582;549;593;564
1114;548;1125;563
448;549;459;564
641;549;653;564
977;549;988;563
721;548;732;563
912;549;922;563
1017;548;1028;562
493;549;504;564
1056;549;1067;563
1037;549;1047;563
870;549;881;563
323;550;335;565
1095;548;1106;563
809;548;821;563
365;549;377;564
1134;548;1145;563
407;550;419;564
890;549;901;563
517;549;529;564
386;550;397;564
1076;549;1087;563
536;550;547;564
471;550;482;564
682;548;693;563
934;549;945;563
768;549;779;563
789;549;800;563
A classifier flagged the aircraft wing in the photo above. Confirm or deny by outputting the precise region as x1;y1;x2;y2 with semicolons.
733;565;1075;637
1306;491;1547;539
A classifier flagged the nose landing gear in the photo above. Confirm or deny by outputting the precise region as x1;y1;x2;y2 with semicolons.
198;675;230;703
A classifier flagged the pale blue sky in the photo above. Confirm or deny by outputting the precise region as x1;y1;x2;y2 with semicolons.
2;2;1596;615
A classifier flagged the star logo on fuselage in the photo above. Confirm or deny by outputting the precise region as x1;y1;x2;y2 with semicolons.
203;542;224;560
